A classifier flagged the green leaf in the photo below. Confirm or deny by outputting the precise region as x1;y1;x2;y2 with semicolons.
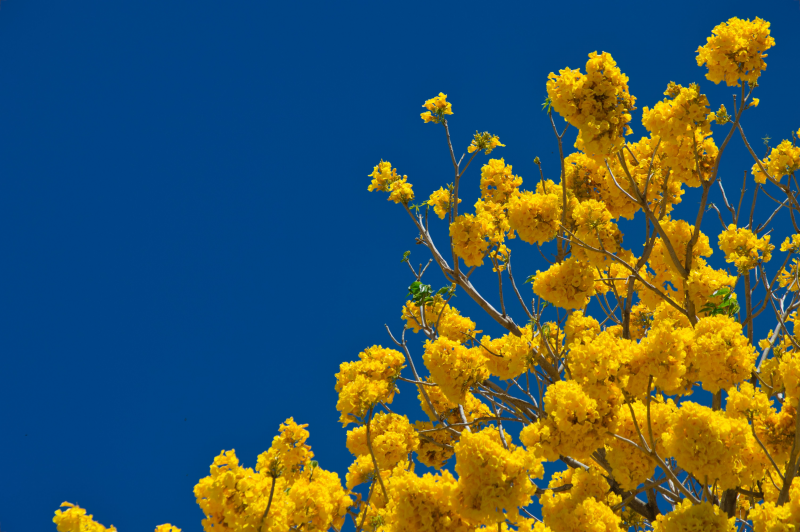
401;251;411;263
525;274;536;284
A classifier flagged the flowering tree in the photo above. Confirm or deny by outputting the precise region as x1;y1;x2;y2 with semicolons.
54;16;800;532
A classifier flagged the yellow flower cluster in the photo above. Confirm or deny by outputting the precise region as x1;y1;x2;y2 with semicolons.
780;349;800;408
195;443;351;532
53;503;118;532
752;139;800;185
606;399;675;490
454;426;543;525
195;450;278;531
538;467;622;532
414;385;493;469
335;345;405;425
726;382;794;466
450;209;496;267
413;420;455;469
641;83;718;187
479;158;522;205
635;318;695;396
778;259;800;291
346;412;419;470
693;315;757;393
662;401;768;490
507;189;562;245
568;328;637;389
53;506;181;532
427;186;460;219
368;160;415;204
686;260;737;314
652;500;735;532
382;468;474;532
646;218;711;289
532;257;596;310
421;92;453;124
696;17;775;87
468;131;505;155
478;324;535;380
401;297;477;342
642;83;713;145
570;199;622;267
521;380;613;461
562;151;644;220
564;310;600;348
255;418;313;482
345;454;377;490
419;383;492;427
749;482;800;532
781;233;800;254
546;52;636;157
718;224;773;272
423;336;489;405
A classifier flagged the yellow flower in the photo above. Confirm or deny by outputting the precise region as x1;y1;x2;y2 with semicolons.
693;315;757;393
697;17;775;87
606;399;676;490
521;380;614;461
652;500;735;532
662;401;769;490
507;189;561;245
346;412;419;470
718;224;773;272
335;345;405;425
642;83;718;187
537;467;622;532
426;187;460;219
368;160;414;204
449;198;511;268
480;158;522;205
531;257;597;310
401;296;477;342
752;139;800;184
478;324;535;380
255;417;314;482
54;503;117;532
547;51;636;157
420;92;453;124
381;468;474;532
423;336;489;405
468;131;505;154
454;426;543;525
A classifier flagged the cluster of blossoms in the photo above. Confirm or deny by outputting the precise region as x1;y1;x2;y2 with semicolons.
752;137;800;184
368;160;414;204
546;51;636;157
346;412;419;470
468;131;505;155
426;186;460;219
401;296;477;342
538;467;622;532
642;83;718;187
420;92;452;124
531;257;596;310
422;336;489;405
696;17;775;87
191;419;352;532
718;225;774;272
334;345;405;425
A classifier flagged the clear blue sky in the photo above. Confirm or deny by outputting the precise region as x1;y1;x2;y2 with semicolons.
1;1;799;531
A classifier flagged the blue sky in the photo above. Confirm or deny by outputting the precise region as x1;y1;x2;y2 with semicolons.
1;1;799;530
